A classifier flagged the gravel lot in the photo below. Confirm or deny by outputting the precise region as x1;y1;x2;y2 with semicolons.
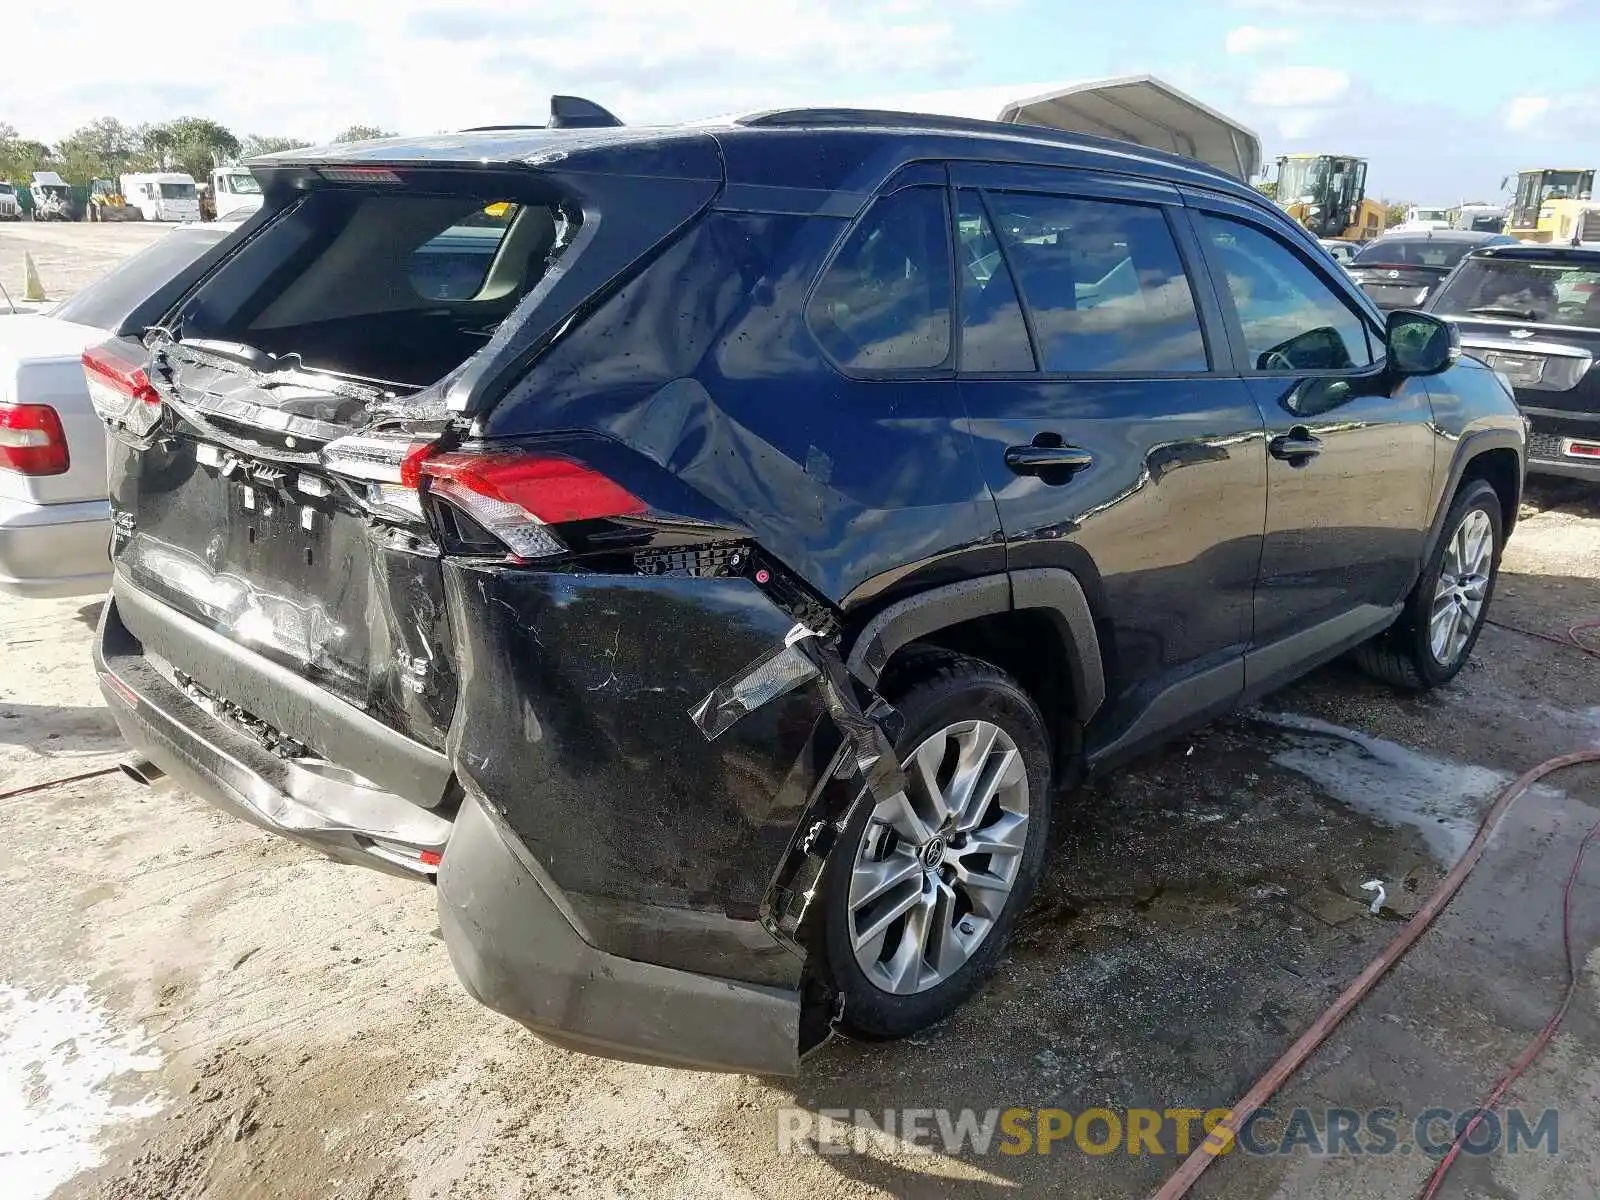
3;226;1599;1200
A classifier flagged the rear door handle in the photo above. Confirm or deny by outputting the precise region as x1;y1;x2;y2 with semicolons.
1004;442;1095;478
1269;428;1323;465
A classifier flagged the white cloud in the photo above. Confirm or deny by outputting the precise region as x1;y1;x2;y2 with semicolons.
1225;25;1301;54
1247;66;1350;108
1502;92;1600;141
0;0;977;143
1506;97;1552;133
1234;0;1574;19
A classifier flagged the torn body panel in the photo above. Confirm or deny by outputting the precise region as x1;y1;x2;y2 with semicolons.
436;563;908;1071
107;430;460;769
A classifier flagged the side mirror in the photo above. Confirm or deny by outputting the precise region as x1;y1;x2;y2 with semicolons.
1386;310;1459;376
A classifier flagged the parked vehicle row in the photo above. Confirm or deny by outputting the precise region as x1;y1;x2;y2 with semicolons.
0;214;248;596
66;99;1525;1076
1428;243;1600;481
1346;229;1518;310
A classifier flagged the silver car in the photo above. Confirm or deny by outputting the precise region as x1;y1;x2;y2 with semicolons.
0;221;240;597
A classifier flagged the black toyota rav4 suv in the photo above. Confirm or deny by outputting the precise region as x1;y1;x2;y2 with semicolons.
89;99;1525;1075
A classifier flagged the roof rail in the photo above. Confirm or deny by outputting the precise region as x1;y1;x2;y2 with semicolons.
736;98;1250;181
738;107;1075;140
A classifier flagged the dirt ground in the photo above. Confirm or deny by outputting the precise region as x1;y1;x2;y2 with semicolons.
2;227;1599;1200
0;222;172;308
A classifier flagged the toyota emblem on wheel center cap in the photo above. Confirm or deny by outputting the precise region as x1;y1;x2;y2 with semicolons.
921;838;946;869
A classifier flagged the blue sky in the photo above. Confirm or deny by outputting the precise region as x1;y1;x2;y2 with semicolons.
8;0;1600;201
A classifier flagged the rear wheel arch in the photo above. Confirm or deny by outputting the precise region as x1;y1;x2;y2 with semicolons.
844;570;1107;772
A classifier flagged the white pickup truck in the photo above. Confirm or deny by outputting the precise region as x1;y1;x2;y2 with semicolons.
0;219;241;596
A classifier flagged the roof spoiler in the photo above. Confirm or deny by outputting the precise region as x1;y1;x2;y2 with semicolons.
460;95;623;134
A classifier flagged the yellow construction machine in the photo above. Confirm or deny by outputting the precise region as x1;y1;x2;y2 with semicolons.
1275;153;1386;242
1504;168;1596;243
84;178;141;222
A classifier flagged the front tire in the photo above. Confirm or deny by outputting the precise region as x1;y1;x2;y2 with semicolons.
822;650;1052;1039
1353;479;1503;689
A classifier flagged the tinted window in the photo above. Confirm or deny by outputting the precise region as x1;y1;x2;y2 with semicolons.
1201;214;1374;371
52;229;229;331
955;191;1034;372
1431;256;1600;327
160;183;197;200
809;186;953;371
983;192;1206;373
1352;239;1479;269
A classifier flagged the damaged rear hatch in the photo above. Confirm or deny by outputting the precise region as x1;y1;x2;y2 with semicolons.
96;134;726;809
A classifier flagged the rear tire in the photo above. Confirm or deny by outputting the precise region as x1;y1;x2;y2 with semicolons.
822;650;1052;1039
1352;479;1503;689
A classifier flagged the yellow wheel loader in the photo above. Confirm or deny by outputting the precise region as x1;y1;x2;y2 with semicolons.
1504;168;1596;243
1276;153;1387;242
83;178;142;222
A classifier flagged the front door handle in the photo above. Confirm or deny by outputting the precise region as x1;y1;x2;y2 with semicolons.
1269;428;1323;465
1004;440;1095;478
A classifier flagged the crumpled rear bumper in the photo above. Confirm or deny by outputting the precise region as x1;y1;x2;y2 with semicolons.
438;795;802;1074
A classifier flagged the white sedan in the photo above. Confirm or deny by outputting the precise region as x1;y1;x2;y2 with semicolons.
0;220;241;597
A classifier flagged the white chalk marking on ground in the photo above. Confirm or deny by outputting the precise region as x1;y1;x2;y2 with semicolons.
0;983;164;1200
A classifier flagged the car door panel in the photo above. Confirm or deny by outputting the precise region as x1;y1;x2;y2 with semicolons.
1180;193;1437;676
948;167;1267;758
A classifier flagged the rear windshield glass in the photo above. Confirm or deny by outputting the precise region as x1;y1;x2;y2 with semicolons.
1353;240;1477;269
1430;257;1600;327
174;188;570;387
160;182;197;199
53;229;227;331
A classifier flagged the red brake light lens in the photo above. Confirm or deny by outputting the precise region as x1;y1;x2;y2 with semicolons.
0;403;69;475
83;341;162;437
421;452;645;560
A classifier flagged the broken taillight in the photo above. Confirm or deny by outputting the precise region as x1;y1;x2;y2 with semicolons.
83;341;162;437
0;402;69;475
421;451;646;560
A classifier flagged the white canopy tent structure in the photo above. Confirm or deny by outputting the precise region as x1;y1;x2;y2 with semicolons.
992;76;1262;182
833;75;1263;182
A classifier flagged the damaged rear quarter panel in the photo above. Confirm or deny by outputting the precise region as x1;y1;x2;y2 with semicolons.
442;562;838;985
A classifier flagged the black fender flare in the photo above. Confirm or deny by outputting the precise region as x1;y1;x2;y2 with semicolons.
844;570;1106;723
1425;427;1524;556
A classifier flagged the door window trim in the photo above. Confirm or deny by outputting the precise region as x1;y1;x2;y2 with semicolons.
1179;192;1388;380
949;163;1228;382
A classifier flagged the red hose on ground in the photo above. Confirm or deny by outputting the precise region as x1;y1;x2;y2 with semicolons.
1418;806;1600;1199
1150;745;1600;1200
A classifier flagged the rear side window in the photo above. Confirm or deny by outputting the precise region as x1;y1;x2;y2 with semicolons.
983;192;1207;373
1201;214;1375;372
955;191;1034;372
808;186;952;372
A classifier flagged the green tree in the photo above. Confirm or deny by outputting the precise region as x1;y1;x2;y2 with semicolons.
331;124;396;143
1384;201;1409;227
1253;180;1279;202
53;117;145;184
138;117;241;179
0;124;54;184
241;134;313;158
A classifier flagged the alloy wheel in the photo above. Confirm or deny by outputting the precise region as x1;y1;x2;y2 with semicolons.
1430;507;1494;666
846;719;1029;996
